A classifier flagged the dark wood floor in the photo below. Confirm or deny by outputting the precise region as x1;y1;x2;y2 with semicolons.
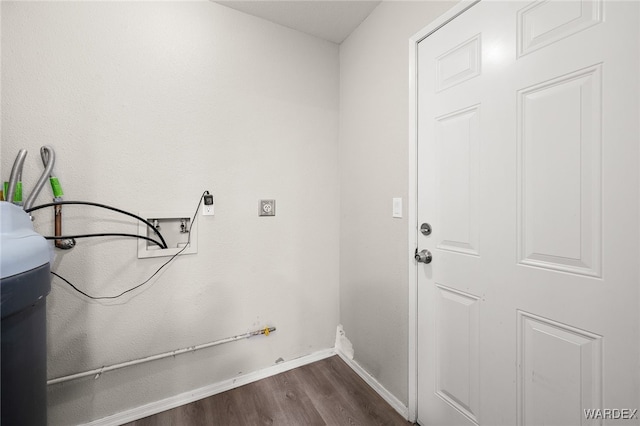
123;355;411;426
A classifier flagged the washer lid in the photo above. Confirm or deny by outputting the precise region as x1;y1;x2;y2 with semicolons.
1;202;50;279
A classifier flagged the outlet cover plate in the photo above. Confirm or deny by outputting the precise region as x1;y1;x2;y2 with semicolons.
259;199;276;216
203;197;214;216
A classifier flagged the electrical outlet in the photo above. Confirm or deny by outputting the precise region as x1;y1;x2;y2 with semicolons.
203;195;214;216
259;199;275;216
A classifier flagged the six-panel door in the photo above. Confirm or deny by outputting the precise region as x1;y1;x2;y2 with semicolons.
417;1;640;425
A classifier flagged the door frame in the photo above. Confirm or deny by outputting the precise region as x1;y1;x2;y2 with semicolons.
407;0;480;421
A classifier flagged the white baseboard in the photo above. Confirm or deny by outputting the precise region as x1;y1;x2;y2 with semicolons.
335;349;409;420
84;348;336;426
84;347;408;425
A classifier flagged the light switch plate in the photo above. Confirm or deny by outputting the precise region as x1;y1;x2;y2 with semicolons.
259;199;276;216
393;198;402;218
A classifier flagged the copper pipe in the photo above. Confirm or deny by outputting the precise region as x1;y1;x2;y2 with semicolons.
54;204;63;247
53;203;75;249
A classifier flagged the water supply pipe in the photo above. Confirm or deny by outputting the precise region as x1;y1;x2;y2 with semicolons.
23;146;55;211
36;146;75;249
6;150;27;205
47;327;276;385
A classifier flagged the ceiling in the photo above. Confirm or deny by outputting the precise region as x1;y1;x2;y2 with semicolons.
214;1;382;44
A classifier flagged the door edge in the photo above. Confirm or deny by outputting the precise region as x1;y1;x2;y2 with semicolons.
407;0;481;422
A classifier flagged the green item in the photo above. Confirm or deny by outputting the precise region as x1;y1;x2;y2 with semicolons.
14;182;22;202
49;177;63;198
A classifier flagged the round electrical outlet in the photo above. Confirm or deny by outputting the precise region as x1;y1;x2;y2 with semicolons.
259;200;275;216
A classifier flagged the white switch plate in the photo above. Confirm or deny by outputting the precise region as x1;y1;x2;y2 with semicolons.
393;198;402;218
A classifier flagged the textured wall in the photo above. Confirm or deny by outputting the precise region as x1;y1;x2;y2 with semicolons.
1;2;339;424
338;0;457;405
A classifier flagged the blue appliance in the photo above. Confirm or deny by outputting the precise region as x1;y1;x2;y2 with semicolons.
1;201;51;425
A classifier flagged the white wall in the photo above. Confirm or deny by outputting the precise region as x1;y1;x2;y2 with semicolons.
1;2;339;424
339;0;457;405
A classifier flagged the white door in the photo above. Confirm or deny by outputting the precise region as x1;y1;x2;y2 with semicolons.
416;1;639;425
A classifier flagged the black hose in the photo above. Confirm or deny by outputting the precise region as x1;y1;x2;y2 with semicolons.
25;201;168;249
42;233;164;248
48;191;209;300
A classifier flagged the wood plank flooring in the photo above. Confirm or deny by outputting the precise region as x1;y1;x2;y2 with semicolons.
123;355;411;426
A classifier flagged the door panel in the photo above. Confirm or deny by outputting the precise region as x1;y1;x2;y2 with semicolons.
517;310;603;426
517;64;602;277
416;1;639;425
436;34;482;92
435;284;480;424
516;0;603;57
434;105;480;256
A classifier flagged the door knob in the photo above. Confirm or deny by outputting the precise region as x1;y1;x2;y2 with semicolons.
415;249;433;264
